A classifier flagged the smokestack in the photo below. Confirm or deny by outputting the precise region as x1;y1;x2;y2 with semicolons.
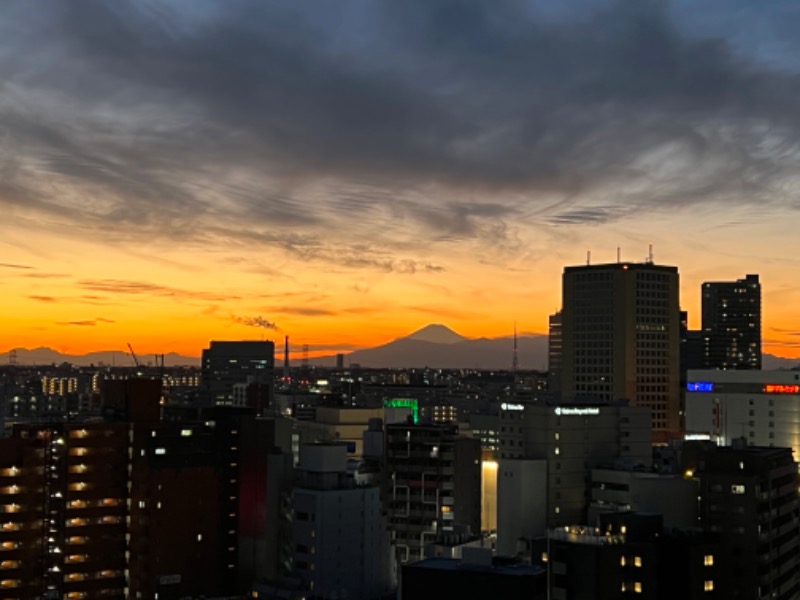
283;336;290;378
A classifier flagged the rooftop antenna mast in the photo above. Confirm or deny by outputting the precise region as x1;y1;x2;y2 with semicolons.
647;243;654;264
617;246;621;263
512;322;519;373
586;250;591;266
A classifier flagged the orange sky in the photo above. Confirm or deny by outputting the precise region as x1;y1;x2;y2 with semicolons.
3;201;799;360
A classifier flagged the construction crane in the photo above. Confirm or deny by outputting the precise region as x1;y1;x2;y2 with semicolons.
127;343;140;368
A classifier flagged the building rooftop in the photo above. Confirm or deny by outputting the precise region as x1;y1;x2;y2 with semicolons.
406;557;543;577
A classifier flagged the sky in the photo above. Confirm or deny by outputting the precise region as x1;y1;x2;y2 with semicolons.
2;0;800;359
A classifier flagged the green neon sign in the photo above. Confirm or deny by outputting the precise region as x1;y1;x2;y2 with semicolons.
384;398;419;424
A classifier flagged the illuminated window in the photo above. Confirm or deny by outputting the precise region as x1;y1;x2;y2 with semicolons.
704;580;714;592
64;555;87;564
634;556;642;567
704;555;714;566
541;552;548;563
621;582;627;592
620;556;626;567
181;429;192;437
634;582;642;593
731;485;745;495
0;561;19;569
620;525;627;534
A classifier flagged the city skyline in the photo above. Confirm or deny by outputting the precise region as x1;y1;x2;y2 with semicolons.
3;1;800;358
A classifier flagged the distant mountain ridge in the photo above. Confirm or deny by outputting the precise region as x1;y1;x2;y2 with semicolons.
2;328;798;371
312;325;800;371
0;347;199;367
314;325;550;370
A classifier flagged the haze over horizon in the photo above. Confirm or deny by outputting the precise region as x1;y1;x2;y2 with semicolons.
3;0;800;358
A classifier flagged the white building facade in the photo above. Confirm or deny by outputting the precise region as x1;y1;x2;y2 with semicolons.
292;444;396;599
685;369;800;455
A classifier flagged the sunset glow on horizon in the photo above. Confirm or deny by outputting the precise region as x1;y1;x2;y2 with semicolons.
3;1;800;361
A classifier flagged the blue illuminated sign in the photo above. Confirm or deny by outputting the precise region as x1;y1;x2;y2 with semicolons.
687;382;714;392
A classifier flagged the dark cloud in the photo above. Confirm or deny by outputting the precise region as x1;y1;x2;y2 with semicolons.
78;279;239;302
28;295;57;302
1;0;799;262
769;328;800;337
21;273;71;279
0;263;34;270
55;317;115;326
270;307;337;317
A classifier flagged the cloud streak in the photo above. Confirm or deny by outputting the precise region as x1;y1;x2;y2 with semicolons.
78;279;239;302
55;318;115;327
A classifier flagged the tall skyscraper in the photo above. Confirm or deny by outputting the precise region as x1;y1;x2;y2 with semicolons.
701;274;761;370
560;260;681;437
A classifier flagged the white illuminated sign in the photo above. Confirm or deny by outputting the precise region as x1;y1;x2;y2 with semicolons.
684;433;711;441
554;407;600;416
501;403;525;411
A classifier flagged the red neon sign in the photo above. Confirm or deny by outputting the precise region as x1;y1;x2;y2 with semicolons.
764;384;800;394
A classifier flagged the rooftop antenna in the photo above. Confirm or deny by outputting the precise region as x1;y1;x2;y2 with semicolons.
512;322;519;373
617;246;621;263
586;250;591;266
647;243;654;264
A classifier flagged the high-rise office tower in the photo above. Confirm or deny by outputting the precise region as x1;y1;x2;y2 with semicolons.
201;341;275;407
496;403;652;550
701;274;761;370
560;260;681;437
